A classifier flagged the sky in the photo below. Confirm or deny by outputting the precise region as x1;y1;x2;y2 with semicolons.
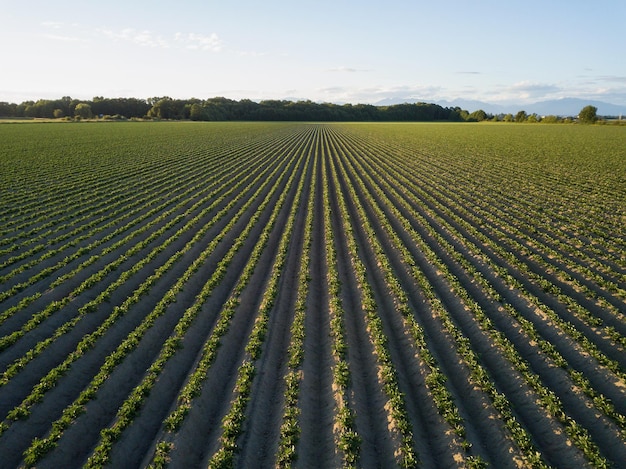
1;0;625;106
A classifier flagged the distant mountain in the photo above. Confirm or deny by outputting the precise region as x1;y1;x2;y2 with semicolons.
374;97;509;114
374;97;626;117
435;99;510;115
522;98;626;117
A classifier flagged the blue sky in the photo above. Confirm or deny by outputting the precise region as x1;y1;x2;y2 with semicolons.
1;0;625;105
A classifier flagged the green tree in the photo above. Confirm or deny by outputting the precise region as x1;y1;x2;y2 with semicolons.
527;113;540;123
515;110;528;122
578;105;598;124
74;103;93;119
541;115;560;124
148;97;177;119
58;96;73;117
0;101;17;117
468;109;488;122
189;103;206;121
53;109;65;118
23;100;56;118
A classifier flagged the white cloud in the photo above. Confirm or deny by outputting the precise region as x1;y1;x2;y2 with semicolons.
94;28;222;52
597;75;626;84
475;81;564;104
41;21;64;29
509;81;561;99
98;28;169;48
40;21;86;43
235;50;267;57
39;22;233;57
43;34;85;43
316;84;444;104
465;77;626;106
326;66;371;73
174;32;222;51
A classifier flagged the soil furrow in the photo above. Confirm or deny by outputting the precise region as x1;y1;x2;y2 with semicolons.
296;141;336;468
235;149;312;467
363;147;626;406
336;131;603;467
146;129;311;468
1;122;623;469
49;131;310;469
328;135;465;467
331;128;530;467
0;148;285;398
324;139;399;468
1;160;290;469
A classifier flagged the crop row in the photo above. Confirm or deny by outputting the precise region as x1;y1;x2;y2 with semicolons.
24;130;308;466
328;124;625;466
0;122;623;468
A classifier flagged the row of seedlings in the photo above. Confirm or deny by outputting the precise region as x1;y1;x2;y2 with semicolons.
319;146;361;467
407;143;626;335
275;137;318;467
354;130;626;439
336;128;618;466
410;139;626;296
24;127;308;465
0;139;258;319
327;128;484;466
323;129;418;468
146;128;314;468
3;129;307;466
206;130;313;468
0;133;285;385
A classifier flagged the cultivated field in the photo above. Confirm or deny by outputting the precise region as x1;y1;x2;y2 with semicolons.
0;121;625;468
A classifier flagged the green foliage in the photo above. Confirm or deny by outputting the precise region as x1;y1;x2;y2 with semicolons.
514;110;528;122
541;115;561;123
74;102;93;119
468;109;488;121
527;113;540;123
189;103;205;121
0;95;473;121
1;122;624;469
578;105;598;124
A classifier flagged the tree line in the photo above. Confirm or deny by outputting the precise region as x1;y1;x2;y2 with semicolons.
0;96;477;122
0;96;602;124
0;97;151;120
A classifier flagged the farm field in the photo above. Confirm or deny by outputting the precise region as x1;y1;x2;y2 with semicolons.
0;121;625;468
